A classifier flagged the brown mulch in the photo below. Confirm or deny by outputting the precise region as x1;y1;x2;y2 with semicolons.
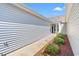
58;35;74;56
35;35;74;56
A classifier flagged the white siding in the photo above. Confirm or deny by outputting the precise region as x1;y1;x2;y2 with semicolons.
67;4;79;55
0;3;50;26
0;3;51;55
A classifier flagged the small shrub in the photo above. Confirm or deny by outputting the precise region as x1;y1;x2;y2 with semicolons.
57;33;64;39
54;37;64;45
44;44;59;55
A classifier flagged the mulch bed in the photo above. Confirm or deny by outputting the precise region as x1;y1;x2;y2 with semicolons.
35;35;74;56
57;35;74;56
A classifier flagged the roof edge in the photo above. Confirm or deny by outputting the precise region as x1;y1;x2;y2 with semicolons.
10;4;49;21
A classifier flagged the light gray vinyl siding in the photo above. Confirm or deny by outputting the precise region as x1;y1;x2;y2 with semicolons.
0;3;50;26
0;3;51;55
0;21;51;55
67;4;79;55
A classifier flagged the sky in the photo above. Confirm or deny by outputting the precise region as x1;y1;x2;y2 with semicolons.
23;3;65;17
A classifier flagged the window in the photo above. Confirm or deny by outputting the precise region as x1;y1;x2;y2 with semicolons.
51;23;59;33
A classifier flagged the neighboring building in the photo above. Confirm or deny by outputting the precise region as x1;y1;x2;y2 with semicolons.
0;3;52;55
49;16;65;34
49;16;65;23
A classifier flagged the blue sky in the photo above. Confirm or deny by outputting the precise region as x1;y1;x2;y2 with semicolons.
23;3;65;17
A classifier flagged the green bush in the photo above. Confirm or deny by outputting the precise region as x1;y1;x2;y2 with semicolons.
54;37;64;45
57;33;64;39
44;44;59;55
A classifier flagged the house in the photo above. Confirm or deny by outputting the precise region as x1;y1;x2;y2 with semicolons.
0;3;53;56
0;3;79;56
65;3;79;55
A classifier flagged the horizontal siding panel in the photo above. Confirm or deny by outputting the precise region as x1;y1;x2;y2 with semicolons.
0;21;51;55
0;4;50;26
67;4;79;55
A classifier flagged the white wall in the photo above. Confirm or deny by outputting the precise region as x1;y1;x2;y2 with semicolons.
0;3;50;26
0;3;51;55
59;22;64;33
67;3;79;55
